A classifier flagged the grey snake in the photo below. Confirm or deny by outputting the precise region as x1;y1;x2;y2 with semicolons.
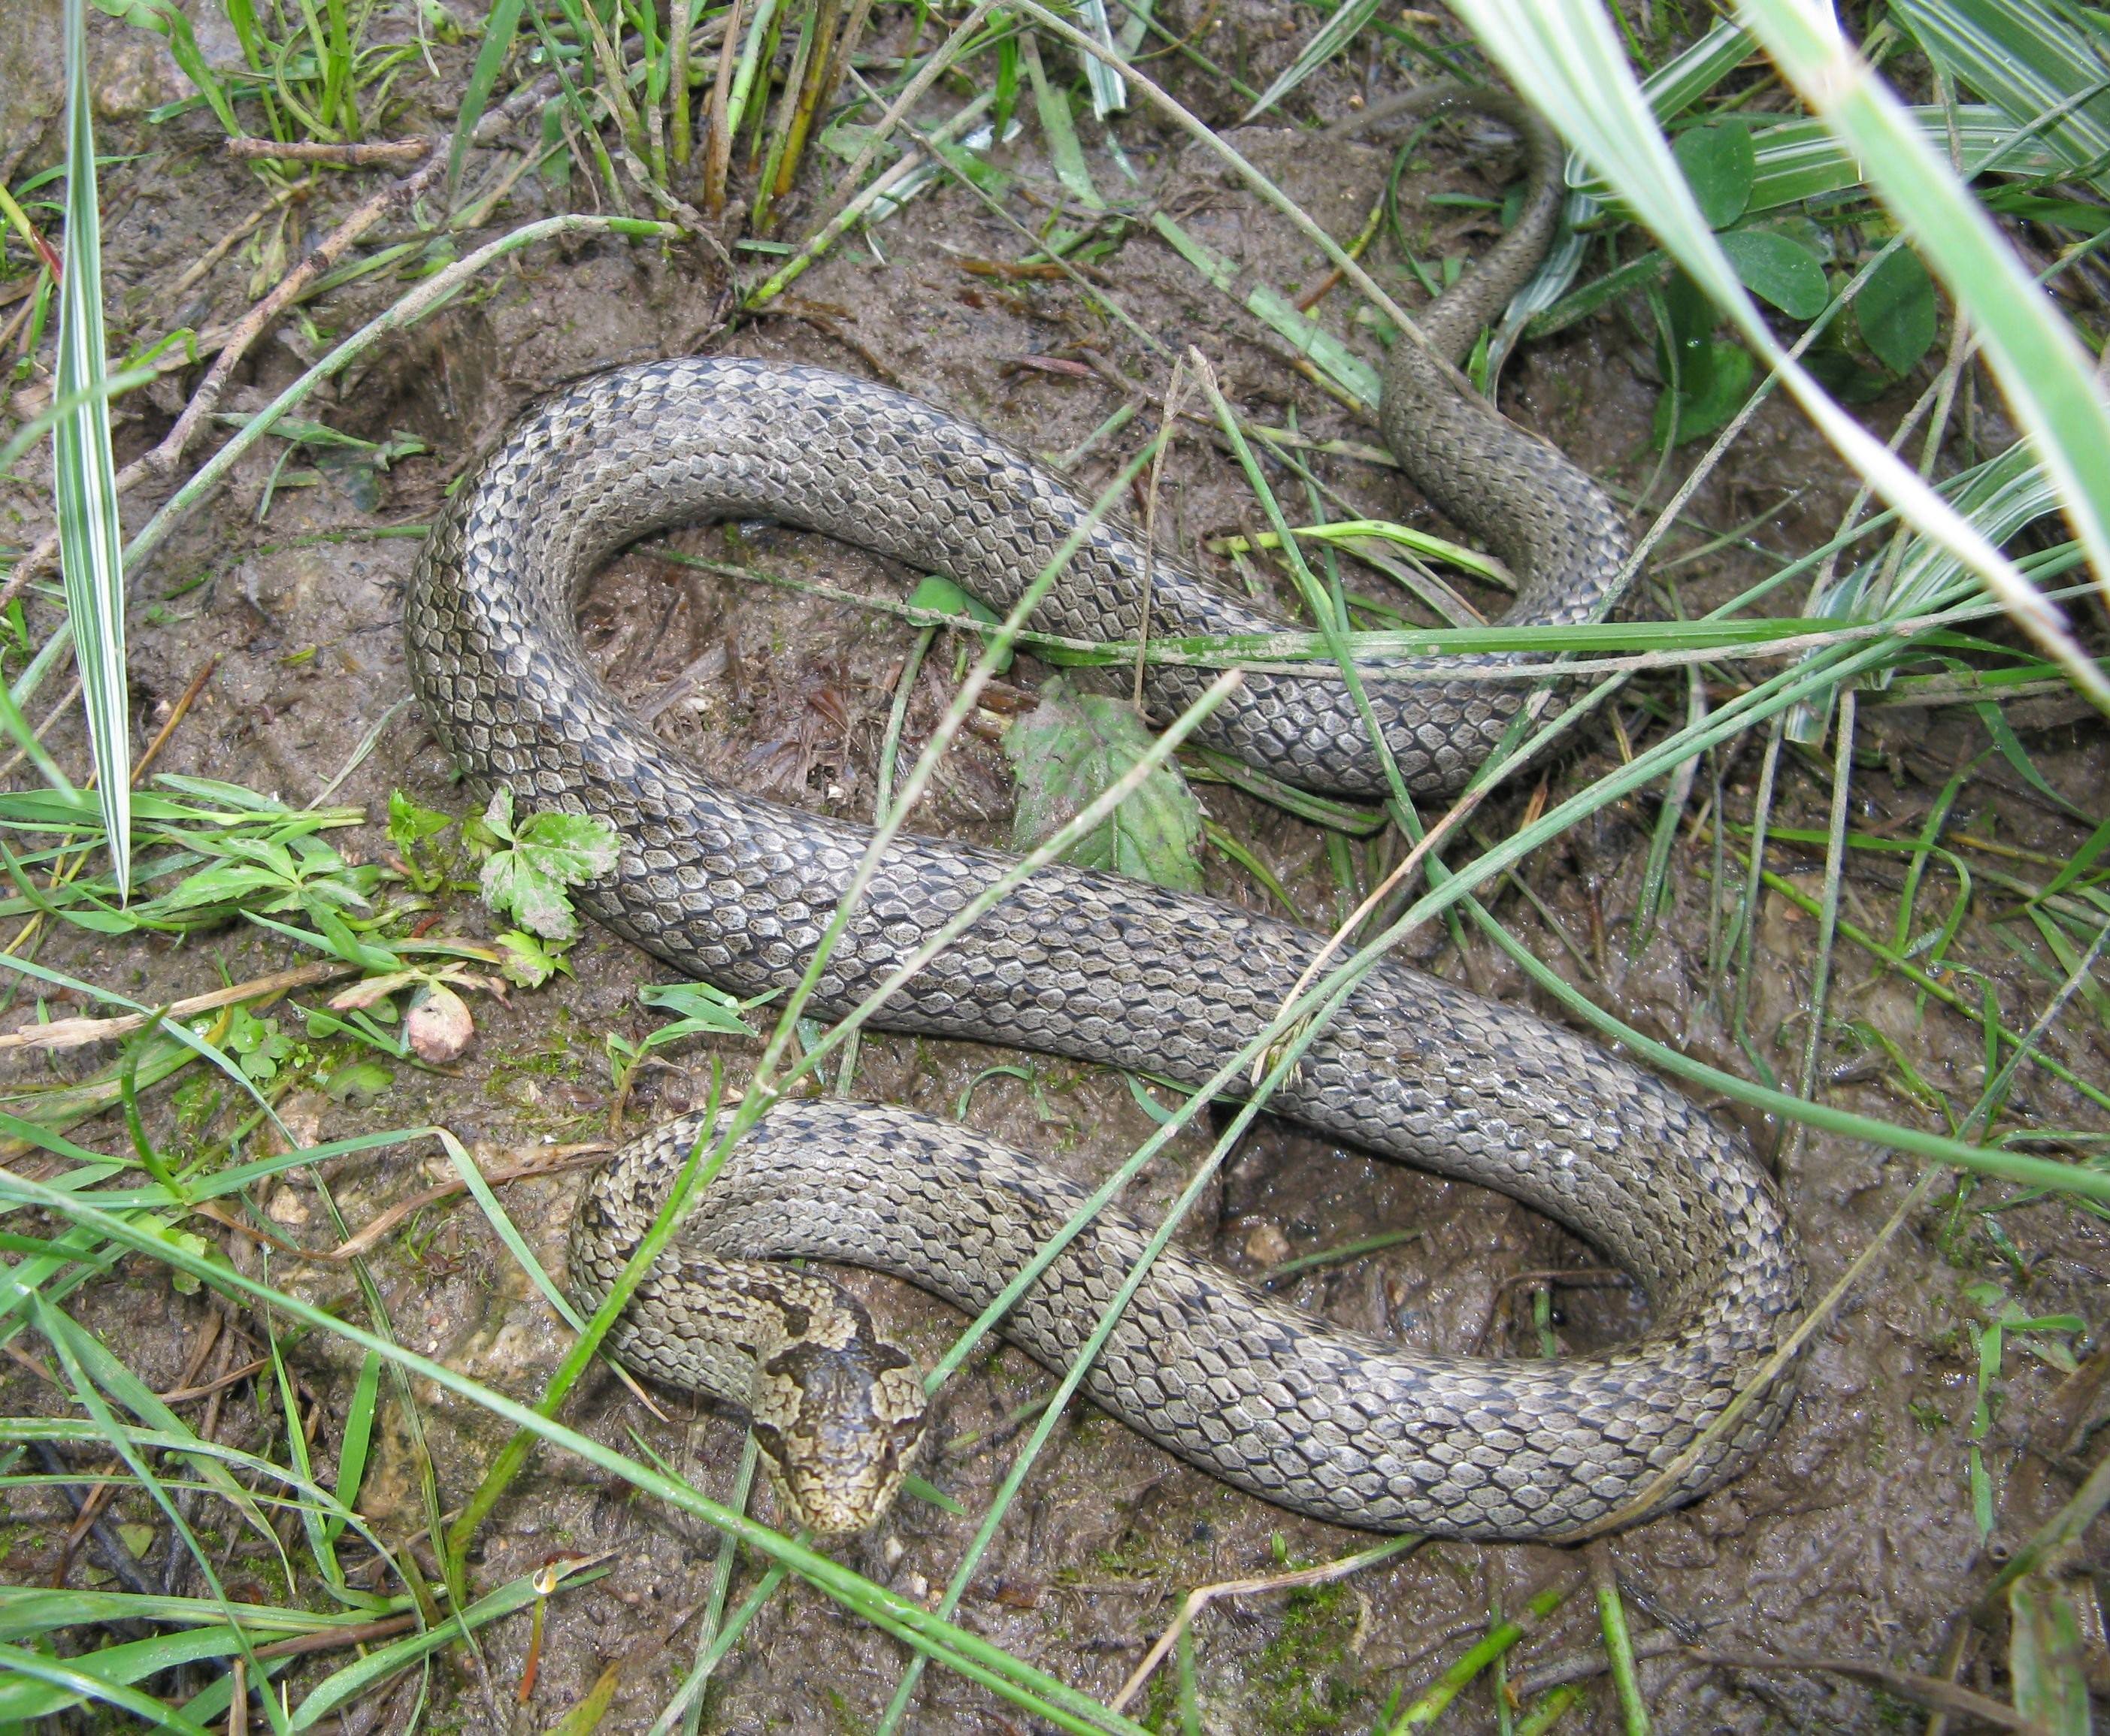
404;86;1802;1539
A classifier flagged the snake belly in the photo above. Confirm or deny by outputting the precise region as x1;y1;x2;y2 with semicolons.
404;93;1803;1539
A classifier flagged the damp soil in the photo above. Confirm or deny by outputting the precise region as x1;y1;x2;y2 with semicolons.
2;9;2108;1734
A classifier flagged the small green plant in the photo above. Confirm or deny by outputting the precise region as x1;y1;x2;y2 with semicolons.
1960;1281;2084;1538
225;1005;297;1082
387;790;459;894
469;788;621;941
604;981;763;1117
99;0;419;146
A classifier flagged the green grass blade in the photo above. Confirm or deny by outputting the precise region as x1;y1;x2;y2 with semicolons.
447;0;528;198
0;1641;217;1736
53;0;132;892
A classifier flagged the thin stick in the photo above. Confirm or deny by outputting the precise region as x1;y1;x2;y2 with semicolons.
1111;1537;1421;1711
129;653;216;785
0;958;353;1053
701;0;746;215
225;138;435;164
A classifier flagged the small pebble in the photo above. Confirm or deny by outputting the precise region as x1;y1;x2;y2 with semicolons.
1243;1220;1291;1266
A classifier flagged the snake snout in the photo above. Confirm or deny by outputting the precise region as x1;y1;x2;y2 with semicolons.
752;1335;930;1536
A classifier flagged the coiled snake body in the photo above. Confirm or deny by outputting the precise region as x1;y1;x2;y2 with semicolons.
405;87;1802;1539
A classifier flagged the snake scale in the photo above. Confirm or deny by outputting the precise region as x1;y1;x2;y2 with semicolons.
404;86;1803;1539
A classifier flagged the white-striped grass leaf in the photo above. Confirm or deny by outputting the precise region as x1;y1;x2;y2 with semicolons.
1449;0;2110;710
1570;107;2065;209
1242;0;1382;122
1790;443;2060;736
1076;0;1128;117
53;0;133;891
1630;20;1759;125
1893;0;2110;193
0;364;159;476
1878;445;2061;622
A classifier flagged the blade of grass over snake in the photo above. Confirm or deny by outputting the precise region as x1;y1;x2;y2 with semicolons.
442;1093;728;1588
873;937;1424;1732
0;1167;1156;1736
443;425;1231;1642
1448;0;2110;710
52;0;132;891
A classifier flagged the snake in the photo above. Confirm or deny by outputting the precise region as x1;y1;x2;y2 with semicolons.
404;84;1803;1540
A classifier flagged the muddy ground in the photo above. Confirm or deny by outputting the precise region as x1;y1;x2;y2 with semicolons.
2;6;2108;1733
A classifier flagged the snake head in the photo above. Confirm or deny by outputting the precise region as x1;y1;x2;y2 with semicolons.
750;1332;929;1538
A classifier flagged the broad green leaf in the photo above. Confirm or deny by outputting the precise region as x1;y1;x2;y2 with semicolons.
1674;118;1754;227
514;809;619;885
478;800;619;940
1004;677;1203;892
1856;244;1939;375
1654;340;1754;444
1718;227;1829;318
